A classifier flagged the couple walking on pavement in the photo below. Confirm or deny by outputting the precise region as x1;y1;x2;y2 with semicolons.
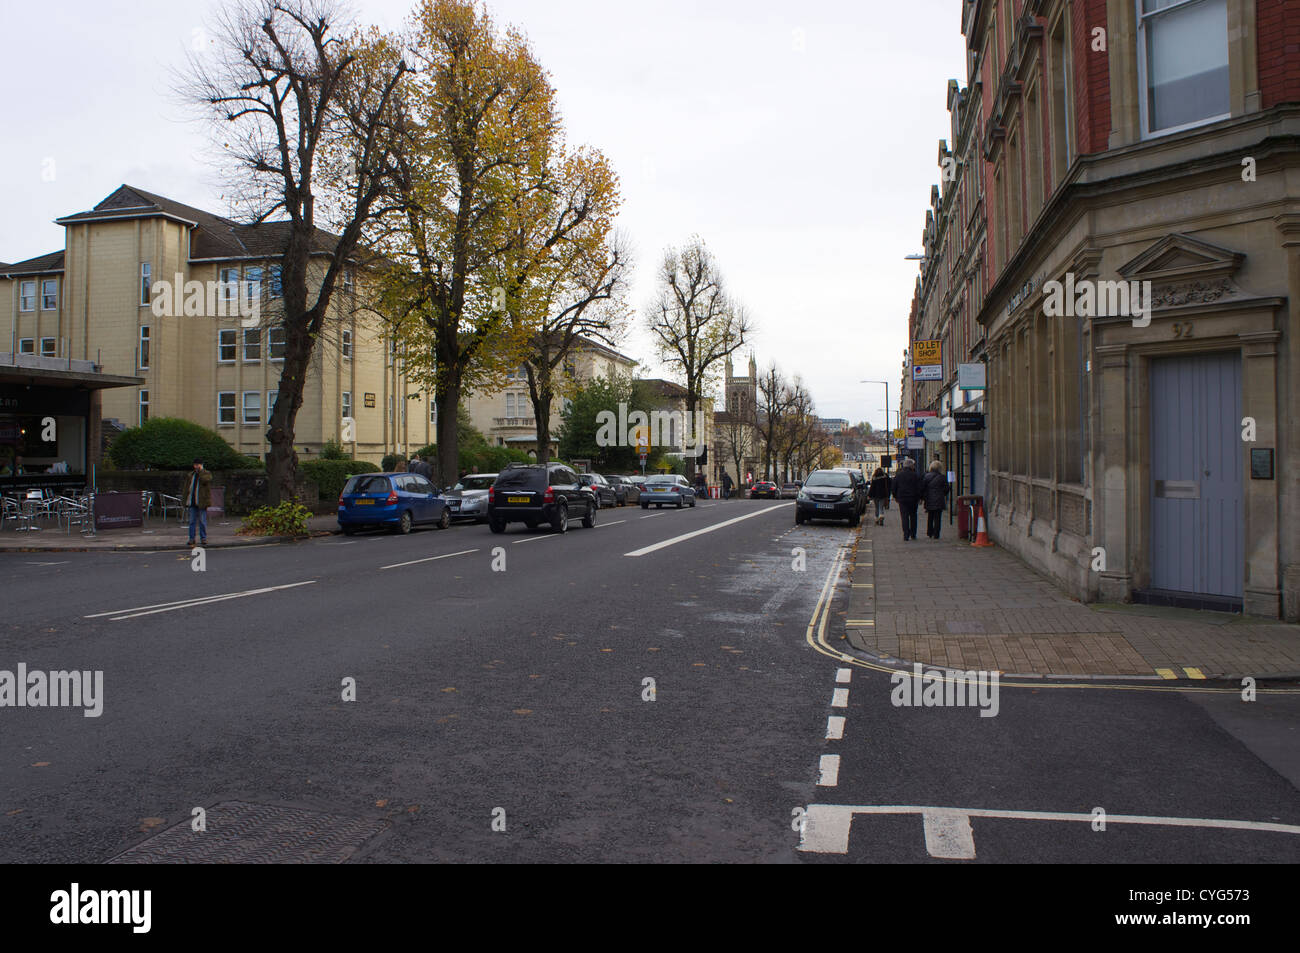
883;457;950;541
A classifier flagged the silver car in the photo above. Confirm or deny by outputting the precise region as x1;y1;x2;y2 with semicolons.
445;473;497;523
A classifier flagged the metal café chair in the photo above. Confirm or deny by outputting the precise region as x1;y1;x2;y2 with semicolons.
56;495;90;534
17;491;45;532
159;493;185;523
1;496;21;531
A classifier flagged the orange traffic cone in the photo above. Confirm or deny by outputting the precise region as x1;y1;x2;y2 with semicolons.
971;500;993;547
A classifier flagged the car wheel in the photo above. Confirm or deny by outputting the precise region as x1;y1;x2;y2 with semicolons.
849;510;860;527
341;526;357;536
437;509;451;530
488;515;506;534
689;497;696;507
581;501;596;528
551;503;569;534
394;510;413;535
675;498;683;509
641;502;649;510
795;512;805;525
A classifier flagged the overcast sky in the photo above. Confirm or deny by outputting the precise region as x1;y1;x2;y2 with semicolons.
0;0;966;433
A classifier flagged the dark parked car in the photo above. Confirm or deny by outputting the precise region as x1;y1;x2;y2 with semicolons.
487;462;596;534
338;472;451;535
605;475;640;506
750;480;780;499
781;481;802;498
640;474;696;508
578;472;618;508
832;467;869;515
444;472;496;523
795;469;859;526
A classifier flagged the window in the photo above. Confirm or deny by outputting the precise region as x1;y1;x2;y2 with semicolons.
242;391;262;425
243;327;261;362
341;329;353;359
268;326;286;361
42;279;58;310
140;263;151;306
18;338;34;354
40;338;56;357
429;400;436;423
19;281;35;311
1138;0;1229;136
342;392;352;419
139;326;150;369
139;390;150;425
218;392;236;425
506;393;516;417
269;265;283;298
388;395;394;425
387;338;397;366
218;329;237;362
219;267;239;313
342;267;354;293
244;267;262;309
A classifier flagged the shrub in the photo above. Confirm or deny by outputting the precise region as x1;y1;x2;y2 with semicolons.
300;458;380;501
239;501;312;537
381;453;402;472
108;417;250;470
319;439;349;460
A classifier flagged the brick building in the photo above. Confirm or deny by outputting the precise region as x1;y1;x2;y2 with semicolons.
907;0;1300;620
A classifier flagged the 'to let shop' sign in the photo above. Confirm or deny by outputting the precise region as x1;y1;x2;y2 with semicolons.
912;340;942;381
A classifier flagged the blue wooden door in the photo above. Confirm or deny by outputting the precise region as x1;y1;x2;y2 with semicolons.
1149;352;1243;598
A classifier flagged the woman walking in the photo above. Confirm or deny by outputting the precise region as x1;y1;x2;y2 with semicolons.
868;467;890;525
922;459;950;539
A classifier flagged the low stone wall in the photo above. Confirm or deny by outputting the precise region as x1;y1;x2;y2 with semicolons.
94;469;318;515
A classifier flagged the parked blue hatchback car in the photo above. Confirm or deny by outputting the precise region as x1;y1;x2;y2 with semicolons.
338;472;451;535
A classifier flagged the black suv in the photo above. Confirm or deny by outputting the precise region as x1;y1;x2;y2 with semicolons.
488;462;596;534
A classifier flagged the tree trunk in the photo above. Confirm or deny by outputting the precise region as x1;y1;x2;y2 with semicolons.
531;388;553;465
435;380;460;488
265;340;312;505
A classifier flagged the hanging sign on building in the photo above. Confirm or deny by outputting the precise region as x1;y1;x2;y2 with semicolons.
912;340;942;380
958;362;986;390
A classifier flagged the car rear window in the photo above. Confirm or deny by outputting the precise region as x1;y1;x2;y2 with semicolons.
346;475;391;495
495;467;543;489
457;476;495;491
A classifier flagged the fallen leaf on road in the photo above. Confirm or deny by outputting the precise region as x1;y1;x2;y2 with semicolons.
6;809;24;816
31;762;49;768
375;799;388;808
139;817;166;832
513;709;532;715
441;687;456;693
600;648;613;653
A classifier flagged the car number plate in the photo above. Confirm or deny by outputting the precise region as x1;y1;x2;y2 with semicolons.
508;496;530;503
816;503;834;509
355;499;375;505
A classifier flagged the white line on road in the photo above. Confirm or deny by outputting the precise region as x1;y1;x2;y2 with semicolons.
624;504;787;556
87;581;317;622
381;548;478;570
817;755;841;787
831;688;849;708
825;716;845;740
836;668;852;684
798;804;1300;854
923;811;976;859
638;512;666;519
513;533;562;544
26;561;70;566
593;520;626;528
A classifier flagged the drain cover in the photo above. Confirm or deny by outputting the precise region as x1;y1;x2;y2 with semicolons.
107;801;388;864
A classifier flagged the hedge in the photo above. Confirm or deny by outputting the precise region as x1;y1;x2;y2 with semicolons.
108;417;258;471
300;458;381;501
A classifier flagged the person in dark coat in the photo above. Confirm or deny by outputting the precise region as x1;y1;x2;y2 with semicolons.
922;459;950;539
868;467;891;525
721;471;733;499
891;458;922;541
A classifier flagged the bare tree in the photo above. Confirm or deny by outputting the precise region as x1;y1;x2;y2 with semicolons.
645;238;752;477
186;0;407;503
757;362;793;481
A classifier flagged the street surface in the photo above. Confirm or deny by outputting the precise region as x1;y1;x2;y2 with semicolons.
2;499;1298;863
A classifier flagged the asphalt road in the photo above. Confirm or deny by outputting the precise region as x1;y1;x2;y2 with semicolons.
1;498;1297;864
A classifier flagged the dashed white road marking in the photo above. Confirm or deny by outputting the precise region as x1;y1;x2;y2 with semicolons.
638;512;667;519
817;755;841;787
798;804;1300;855
593;520;626;528
831;688;849;708
381;548;478;570
624;504;787;556
513;533;561;544
923;811;976;859
825;716;845;739
26;560;71;566
836;667;852;684
85;581;317;621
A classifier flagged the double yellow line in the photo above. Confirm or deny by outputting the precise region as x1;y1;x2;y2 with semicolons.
801;546;1299;696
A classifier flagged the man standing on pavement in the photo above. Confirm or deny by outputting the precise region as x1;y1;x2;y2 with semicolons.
721;471;733;500
184;457;212;547
891;457;922;541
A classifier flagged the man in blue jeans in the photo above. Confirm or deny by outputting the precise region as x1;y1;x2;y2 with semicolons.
185;458;212;546
891;457;923;541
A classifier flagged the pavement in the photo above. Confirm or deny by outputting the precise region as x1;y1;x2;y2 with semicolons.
0;512;338;551
842;506;1300;681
